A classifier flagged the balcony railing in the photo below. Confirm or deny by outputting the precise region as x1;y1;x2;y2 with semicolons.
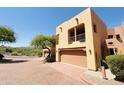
69;33;85;44
76;33;85;42
106;39;114;46
69;36;75;43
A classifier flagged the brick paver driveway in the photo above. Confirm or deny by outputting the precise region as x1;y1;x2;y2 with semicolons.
0;56;87;85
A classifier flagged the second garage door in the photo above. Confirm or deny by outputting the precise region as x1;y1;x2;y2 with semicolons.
60;50;87;67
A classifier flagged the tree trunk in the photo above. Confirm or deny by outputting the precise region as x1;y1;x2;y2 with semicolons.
44;46;51;58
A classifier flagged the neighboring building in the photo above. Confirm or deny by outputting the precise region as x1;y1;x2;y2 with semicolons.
56;8;107;71
106;24;124;55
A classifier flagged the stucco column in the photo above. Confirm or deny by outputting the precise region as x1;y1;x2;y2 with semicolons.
57;49;61;62
114;48;117;55
74;27;77;41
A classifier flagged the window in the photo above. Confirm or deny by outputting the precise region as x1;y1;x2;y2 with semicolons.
116;34;122;42
56;34;59;45
93;24;97;32
59;27;62;32
116;34;120;39
108;35;113;39
108;42;113;45
68;28;75;44
68;23;85;44
76;23;85;42
75;18;79;25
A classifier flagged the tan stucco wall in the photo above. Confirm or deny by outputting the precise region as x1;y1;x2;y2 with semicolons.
56;8;107;71
107;28;115;37
89;9;107;70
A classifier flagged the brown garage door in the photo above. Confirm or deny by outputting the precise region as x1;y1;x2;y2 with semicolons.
60;50;87;67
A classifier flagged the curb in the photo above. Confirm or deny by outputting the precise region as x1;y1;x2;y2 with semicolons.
80;74;95;85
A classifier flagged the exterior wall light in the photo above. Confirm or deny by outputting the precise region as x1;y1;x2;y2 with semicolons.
89;49;92;55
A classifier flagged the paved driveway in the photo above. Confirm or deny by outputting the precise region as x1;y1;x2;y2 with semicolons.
0;56;87;85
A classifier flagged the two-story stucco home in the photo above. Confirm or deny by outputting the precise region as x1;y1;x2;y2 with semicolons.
56;8;108;71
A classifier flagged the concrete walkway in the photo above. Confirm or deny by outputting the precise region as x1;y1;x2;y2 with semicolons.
80;70;124;85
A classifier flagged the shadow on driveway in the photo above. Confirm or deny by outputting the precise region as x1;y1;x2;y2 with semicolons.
0;59;28;64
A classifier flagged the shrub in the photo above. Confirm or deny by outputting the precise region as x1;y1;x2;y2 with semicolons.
37;52;42;57
0;46;6;54
0;46;43;57
6;47;13;53
46;55;55;62
106;55;124;80
11;52;19;56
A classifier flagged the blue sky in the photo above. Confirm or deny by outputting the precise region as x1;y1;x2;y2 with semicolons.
0;7;124;47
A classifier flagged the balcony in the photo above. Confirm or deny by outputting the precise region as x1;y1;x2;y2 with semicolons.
69;33;85;44
76;33;85;42
68;23;85;44
106;38;115;47
106;38;123;48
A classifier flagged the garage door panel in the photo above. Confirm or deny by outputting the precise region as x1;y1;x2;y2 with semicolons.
61;50;87;67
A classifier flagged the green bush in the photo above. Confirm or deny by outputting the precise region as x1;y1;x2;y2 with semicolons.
11;52;19;56
106;55;124;80
46;55;55;62
0;46;43;57
0;46;6;54
37;52;42;57
6;47;13;53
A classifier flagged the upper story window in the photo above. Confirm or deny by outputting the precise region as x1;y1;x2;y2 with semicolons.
75;18;79;25
108;35;113;39
59;27;62;32
56;34;59;45
116;34;120;39
108;42;113;45
68;23;85;44
116;34;122;42
93;24;97;33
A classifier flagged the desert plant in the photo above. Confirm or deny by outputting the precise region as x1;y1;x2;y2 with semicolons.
46;55;55;62
0;46;6;54
6;47;13;53
106;55;124;81
11;51;19;56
